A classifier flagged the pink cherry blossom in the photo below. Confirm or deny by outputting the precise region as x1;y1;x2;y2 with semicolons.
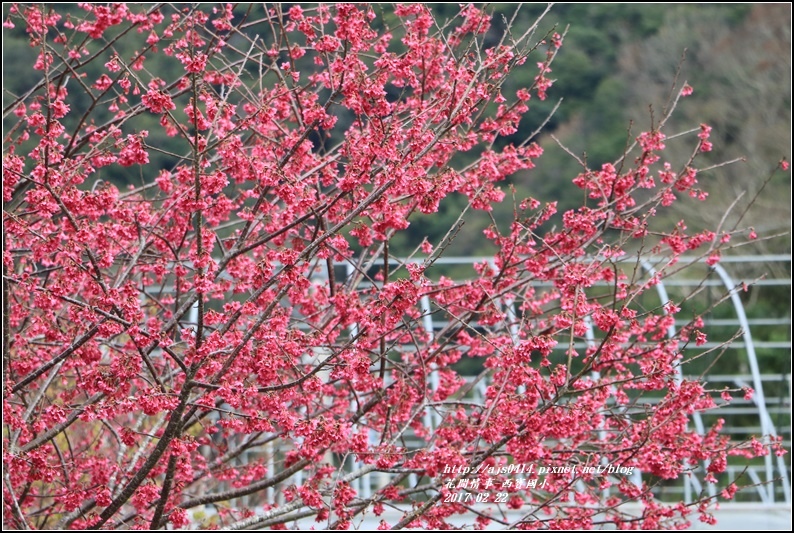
1;4;777;531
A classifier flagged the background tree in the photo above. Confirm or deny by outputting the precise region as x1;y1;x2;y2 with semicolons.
2;4;786;530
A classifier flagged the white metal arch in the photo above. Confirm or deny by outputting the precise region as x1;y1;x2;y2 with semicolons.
710;263;791;504
319;256;790;504
641;260;712;502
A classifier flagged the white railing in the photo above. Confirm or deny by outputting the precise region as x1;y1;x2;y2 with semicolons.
198;254;790;514
331;254;792;505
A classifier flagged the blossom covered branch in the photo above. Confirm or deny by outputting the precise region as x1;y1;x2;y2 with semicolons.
2;3;783;530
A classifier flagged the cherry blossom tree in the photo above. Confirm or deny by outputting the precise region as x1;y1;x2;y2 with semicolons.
2;3;785;530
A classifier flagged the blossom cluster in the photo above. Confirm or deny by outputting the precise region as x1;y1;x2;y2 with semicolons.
2;4;780;530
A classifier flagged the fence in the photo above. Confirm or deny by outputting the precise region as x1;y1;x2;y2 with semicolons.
339;254;791;505
191;254;790;521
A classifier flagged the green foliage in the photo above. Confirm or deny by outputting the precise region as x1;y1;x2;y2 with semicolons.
3;3;788;374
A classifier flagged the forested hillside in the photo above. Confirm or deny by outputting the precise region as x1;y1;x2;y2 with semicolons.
402;4;791;259
3;3;790;375
5;4;789;255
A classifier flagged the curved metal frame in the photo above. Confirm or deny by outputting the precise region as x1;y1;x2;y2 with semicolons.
338;257;790;504
641;261;712;502
710;264;791;504
640;260;790;504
